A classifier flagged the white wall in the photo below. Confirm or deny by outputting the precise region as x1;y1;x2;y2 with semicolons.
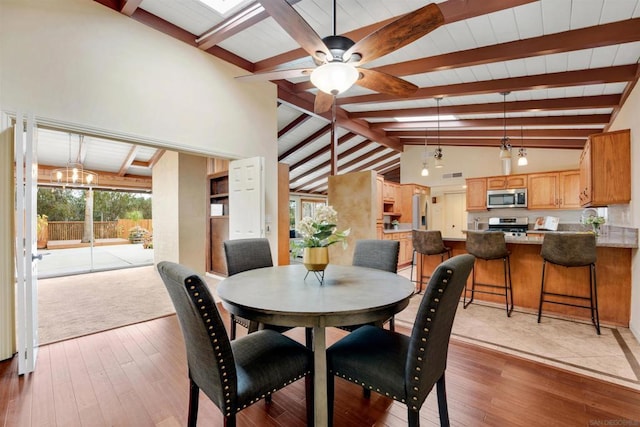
0;0;278;360
609;83;640;339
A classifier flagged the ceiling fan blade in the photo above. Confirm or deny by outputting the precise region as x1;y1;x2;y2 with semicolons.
236;67;312;82
356;68;418;97
259;0;329;63
345;3;444;66
314;91;334;114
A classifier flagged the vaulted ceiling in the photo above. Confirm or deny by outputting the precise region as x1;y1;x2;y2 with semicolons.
82;0;640;193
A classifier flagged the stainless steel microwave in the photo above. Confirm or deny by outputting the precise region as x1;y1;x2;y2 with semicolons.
487;189;527;209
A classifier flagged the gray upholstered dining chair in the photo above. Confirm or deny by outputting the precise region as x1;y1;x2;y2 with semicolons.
344;239;400;332
157;261;313;427
223;238;273;339
327;254;475;427
224;238;313;347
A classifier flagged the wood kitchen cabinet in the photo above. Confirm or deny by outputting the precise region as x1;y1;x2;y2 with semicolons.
579;129;631;207
383;231;412;266
466;178;487;211
383;181;399;202
487;174;527;190
527;170;580;209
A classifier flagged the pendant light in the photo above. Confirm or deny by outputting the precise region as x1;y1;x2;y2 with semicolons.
421;129;429;177
434;97;444;168
51;134;98;188
499;91;512;159
517;126;528;166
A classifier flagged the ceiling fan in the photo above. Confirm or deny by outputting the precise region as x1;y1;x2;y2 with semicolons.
237;0;444;114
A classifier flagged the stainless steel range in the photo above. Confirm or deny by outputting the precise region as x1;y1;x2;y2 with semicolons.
487;217;529;238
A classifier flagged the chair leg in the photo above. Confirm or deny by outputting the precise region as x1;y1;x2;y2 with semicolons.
305;373;314;427
436;374;450;427
328;375;335;427
591;264;601;335
463;264;475;308
223;415;236;427
363;387;371;398
305;327;313;349
389;316;395;332
188;378;199;427
537;260;547;323
410;249;416;283
504;256;513;317
230;314;237;340
408;408;420;427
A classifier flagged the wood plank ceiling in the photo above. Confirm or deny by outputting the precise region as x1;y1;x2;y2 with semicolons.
90;0;640;194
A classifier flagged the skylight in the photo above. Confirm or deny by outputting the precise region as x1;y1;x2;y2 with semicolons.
197;0;250;15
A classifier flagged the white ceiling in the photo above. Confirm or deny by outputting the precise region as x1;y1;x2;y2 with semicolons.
38;0;640;193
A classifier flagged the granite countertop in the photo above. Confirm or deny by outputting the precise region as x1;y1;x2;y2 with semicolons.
456;228;638;248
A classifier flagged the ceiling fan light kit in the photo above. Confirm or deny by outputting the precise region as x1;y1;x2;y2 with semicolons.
248;0;444;113
310;62;359;95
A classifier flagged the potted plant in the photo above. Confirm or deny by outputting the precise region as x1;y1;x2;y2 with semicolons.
391;219;400;230
584;215;605;236
293;205;350;272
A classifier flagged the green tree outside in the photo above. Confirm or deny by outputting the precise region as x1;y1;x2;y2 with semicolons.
38;188;152;221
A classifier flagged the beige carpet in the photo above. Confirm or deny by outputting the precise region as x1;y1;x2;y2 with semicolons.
394;290;640;391
38;265;219;344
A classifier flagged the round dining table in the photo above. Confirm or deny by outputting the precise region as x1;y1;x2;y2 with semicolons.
217;263;415;427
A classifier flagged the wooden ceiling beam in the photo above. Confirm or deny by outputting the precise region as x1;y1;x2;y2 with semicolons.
290;139;372;183
38;164;151;191
390;129;599;139
372;115;610;130
277;86;403;151
148;149;165;168
278;113;311;138
349;95;621;119
278;124;331;161
288;132;357;172
120;0;142;16
254;0;536;72
294;18;640;92
338;65;638;106
401;138;585;149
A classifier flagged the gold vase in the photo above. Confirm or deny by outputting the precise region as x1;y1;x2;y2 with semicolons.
303;247;329;271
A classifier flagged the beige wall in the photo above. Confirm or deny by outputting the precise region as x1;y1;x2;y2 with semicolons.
0;117;15;358
328;170;377;265
0;0;278;360
152;152;181;265
400;145;582;187
178;154;208;273
609;83;640;338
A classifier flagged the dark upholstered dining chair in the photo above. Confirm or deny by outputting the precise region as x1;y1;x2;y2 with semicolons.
223;238;273;339
327;254;475;427
343;239;401;332
157;261;313;427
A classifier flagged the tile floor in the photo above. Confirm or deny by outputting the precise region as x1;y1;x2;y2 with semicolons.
396;266;640;391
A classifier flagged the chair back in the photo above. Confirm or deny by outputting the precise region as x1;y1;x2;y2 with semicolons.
406;254;474;406
157;261;237;412
352;239;399;273
413;230;447;255
224;238;273;276
541;232;596;266
465;231;508;259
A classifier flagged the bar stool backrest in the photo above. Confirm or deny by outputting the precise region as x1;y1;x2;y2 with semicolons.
412;230;448;255
466;231;509;260
540;232;596;267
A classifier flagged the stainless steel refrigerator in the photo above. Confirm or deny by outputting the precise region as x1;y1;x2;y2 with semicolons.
411;194;429;230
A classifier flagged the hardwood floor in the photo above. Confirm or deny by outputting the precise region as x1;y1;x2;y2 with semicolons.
2;309;640;426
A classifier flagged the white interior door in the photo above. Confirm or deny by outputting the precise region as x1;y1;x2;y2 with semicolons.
443;192;467;239
229;157;265;240
15;111;39;375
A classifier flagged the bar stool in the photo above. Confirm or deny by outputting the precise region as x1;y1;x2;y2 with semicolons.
464;231;514;316
537;232;600;335
410;230;452;293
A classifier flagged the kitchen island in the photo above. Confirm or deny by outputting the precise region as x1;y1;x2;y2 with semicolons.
417;229;637;326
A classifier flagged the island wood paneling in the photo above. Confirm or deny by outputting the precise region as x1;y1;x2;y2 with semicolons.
419;240;631;326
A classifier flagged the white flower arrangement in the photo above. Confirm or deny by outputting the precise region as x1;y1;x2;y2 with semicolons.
294;205;350;251
583;215;605;226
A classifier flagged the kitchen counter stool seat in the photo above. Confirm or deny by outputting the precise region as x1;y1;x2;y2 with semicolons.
464;231;514;317
411;230;452;294
537;232;600;335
